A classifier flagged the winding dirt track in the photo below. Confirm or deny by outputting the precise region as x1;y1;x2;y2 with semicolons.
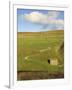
24;47;51;60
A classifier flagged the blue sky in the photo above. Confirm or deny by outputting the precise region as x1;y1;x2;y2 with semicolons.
17;9;64;32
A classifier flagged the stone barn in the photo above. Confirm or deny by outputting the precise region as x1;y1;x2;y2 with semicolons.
47;58;58;65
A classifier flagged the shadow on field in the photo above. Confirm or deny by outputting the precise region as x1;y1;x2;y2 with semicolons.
17;71;64;80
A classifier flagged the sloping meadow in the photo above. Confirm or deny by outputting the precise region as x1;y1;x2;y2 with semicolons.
17;30;64;80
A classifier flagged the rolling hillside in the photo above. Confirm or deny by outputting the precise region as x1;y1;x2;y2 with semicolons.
17;30;64;80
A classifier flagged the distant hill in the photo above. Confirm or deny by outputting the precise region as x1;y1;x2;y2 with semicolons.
18;30;64;36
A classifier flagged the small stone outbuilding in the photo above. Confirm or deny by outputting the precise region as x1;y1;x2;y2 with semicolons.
48;58;58;65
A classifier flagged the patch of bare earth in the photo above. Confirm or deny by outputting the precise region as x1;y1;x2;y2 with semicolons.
17;71;64;80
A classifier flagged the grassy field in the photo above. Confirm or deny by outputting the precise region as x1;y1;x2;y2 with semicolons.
17;30;64;80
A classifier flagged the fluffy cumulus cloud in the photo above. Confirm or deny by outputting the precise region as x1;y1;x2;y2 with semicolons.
24;12;47;24
24;11;64;30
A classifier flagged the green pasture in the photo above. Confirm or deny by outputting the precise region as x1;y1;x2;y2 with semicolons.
17;30;64;74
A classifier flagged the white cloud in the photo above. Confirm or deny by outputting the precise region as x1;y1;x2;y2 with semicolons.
24;11;47;23
46;11;60;19
24;11;64;30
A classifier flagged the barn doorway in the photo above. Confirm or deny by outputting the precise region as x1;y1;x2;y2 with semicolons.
48;59;50;64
